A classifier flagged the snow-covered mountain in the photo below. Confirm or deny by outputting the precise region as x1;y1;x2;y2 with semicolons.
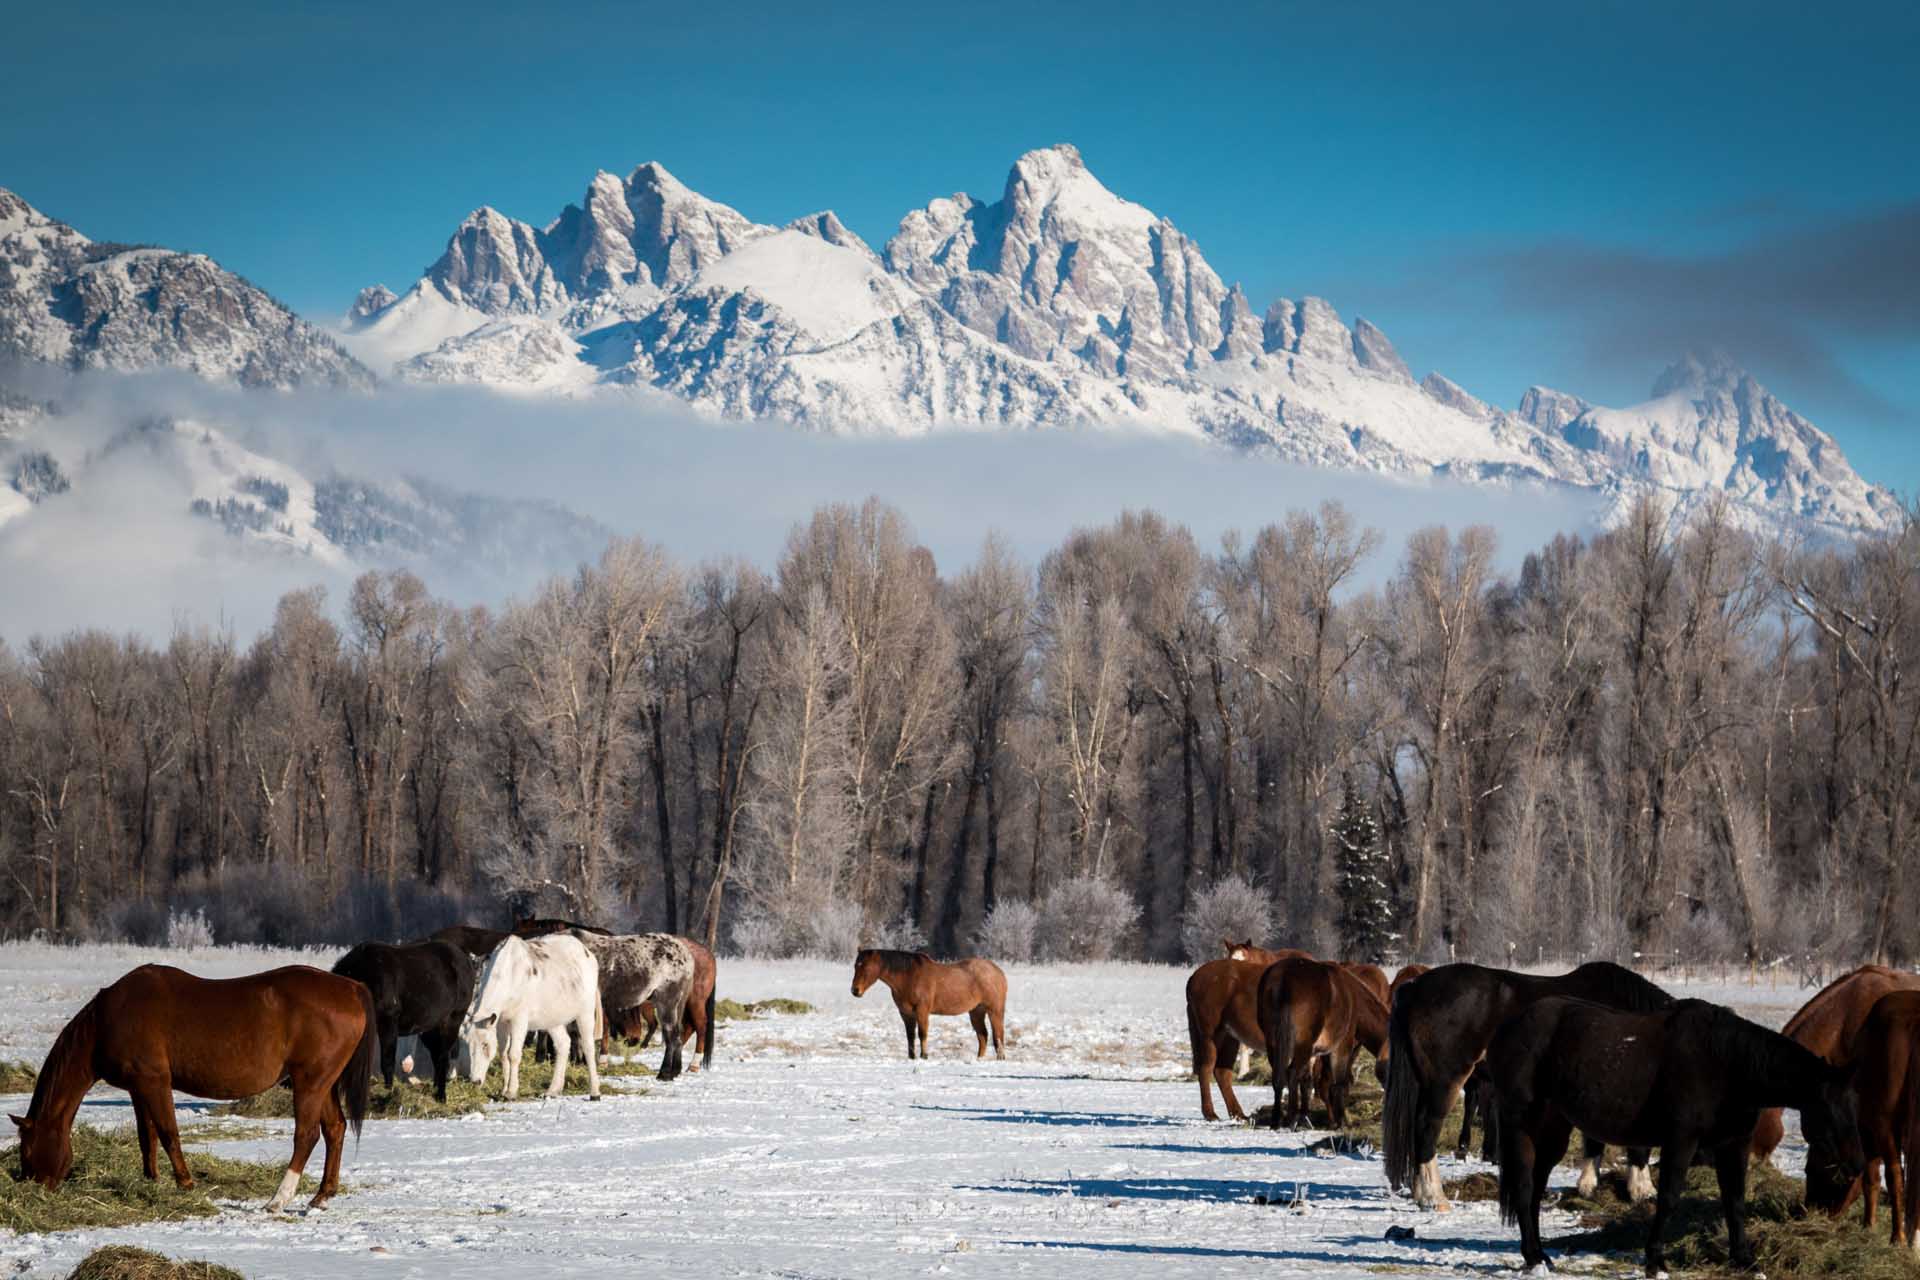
0;189;371;390
346;144;1897;537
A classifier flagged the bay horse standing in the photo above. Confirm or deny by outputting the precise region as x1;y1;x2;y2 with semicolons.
9;965;375;1212
460;934;602;1100
1384;961;1673;1210
1490;998;1864;1276
331;939;474;1102
623;938;719;1072
573;932;696;1080
851;950;1007;1060
1752;964;1920;1168
1257;957;1388;1127
1185;948;1310;1121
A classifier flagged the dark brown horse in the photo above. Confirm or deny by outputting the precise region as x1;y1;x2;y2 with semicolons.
1384;961;1673;1210
9;965;376;1212
622;938;719;1072
851;950;1007;1059
1185;950;1310;1121
1752;964;1920;1167
1257;957;1388;1128
1490;998;1863;1276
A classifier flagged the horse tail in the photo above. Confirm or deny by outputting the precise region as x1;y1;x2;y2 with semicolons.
1496;1111;1526;1226
338;981;378;1143
1268;974;1297;1118
1186;984;1209;1081
1382;986;1424;1192
700;985;716;1071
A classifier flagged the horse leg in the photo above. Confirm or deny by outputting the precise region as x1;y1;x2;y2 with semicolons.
1454;1080;1475;1162
1866;1153;1884;1229
969;1007;988;1058
309;1086;347;1209
546;1024;572;1098
989;1002;1006;1060
424;1026;453;1104
1327;1049;1355;1129
1499;1102;1545;1270
916;1008;932;1060
268;1079;326;1212
1713;1137;1754;1269
1527;1111;1576;1269
504;1019;528;1099
899;1007;918;1060
1647;1136;1699;1279
126;1074;193;1189
130;1092;158;1181
1576;1134;1603;1198
1627;1148;1656;1204
1413;1078;1460;1212
1195;1029;1221;1121
1888;1139;1906;1248
377;1013;398;1090
1215;1032;1248;1121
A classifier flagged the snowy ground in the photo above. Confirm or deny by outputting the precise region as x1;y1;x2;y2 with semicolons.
0;944;1812;1279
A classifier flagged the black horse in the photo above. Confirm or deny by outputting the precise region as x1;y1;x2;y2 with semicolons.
1384;961;1673;1210
1490;997;1864;1275
331;939;474;1102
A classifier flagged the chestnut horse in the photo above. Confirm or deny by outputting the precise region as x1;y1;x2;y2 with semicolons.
622;938;719;1072
9;965;376;1212
851;950;1007;1059
1752;964;1920;1168
1185;948;1311;1121
1389;963;1430;1002
1805;988;1920;1242
1341;962;1391;1008
1490;998;1864;1276
1257;957;1388;1127
1384;961;1673;1210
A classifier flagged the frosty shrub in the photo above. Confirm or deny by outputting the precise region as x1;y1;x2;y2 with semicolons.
973;899;1039;963
866;914;928;953
729;912;784;960
1179;874;1273;963
1037;875;1140;962
166;906;214;950
804;899;867;959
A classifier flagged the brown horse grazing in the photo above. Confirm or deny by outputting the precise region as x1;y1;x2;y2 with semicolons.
622;938;719;1072
1341;962;1391;1007
1384;961;1673;1210
1257;957;1388;1128
1186;954;1299;1120
9;965;376;1212
1224;940;1310;965
1752;965;1920;1168
851;950;1008;1059
1803;989;1920;1242
1490;998;1864;1276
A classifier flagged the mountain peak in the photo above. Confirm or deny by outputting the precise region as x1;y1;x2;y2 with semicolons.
1002;143;1156;234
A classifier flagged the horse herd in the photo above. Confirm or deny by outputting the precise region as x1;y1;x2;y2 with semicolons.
8;926;1920;1275
6;916;714;1213
1187;940;1920;1274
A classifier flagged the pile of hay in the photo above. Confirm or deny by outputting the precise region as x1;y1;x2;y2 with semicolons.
0;1059;39;1092
216;1054;644;1121
711;997;816;1021
65;1245;244;1280
0;1125;304;1233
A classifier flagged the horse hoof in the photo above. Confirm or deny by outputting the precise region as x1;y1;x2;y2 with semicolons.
589;1094;601;1102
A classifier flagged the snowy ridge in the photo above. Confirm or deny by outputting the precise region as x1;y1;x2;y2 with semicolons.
0;189;370;390
341;146;1895;538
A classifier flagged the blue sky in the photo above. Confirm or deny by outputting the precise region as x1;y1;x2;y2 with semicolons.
5;0;1916;487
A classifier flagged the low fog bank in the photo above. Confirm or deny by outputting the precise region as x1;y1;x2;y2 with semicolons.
0;370;1604;642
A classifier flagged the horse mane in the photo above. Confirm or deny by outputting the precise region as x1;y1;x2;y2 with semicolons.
870;949;927;974
1569;960;1674;1013
1698;1000;1818;1084
26;993;100;1120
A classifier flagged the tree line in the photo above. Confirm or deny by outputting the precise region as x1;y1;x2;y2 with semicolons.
2;492;1916;968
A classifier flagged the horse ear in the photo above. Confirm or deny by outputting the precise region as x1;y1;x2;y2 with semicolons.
8;1113;24;1128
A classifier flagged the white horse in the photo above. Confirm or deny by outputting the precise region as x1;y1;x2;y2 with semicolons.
459;934;603;1101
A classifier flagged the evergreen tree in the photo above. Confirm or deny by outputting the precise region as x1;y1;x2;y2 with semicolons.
1332;774;1398;962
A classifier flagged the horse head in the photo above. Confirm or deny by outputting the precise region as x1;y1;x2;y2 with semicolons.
850;950;880;997
9;1112;71;1190
1800;1066;1867;1198
1222;938;1253;960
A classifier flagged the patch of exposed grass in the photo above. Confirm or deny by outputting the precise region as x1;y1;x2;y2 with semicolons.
65;1244;244;1280
0;1124;312;1233
712;997;816;1021
1442;1170;1501;1202
1550;1160;1920;1278
0;1059;38;1092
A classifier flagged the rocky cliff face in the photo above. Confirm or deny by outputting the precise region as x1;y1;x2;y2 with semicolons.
0;189;371;389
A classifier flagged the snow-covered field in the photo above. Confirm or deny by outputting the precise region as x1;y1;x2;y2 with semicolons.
0;944;1812;1279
